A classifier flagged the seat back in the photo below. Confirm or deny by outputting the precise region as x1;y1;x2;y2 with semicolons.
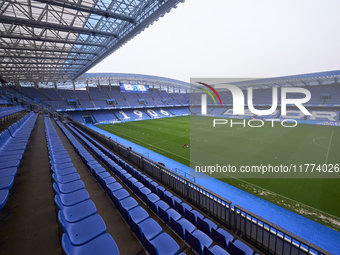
53;182;61;195
170;217;184;239
185;208;196;225
159;207;169;225
203;246;214;255
144;235;157;255
211;228;234;250
185;230;201;255
54;194;64;210
227;242;246;255
57;210;70;233
197;217;211;236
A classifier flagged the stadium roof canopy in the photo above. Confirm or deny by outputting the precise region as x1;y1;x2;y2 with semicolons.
0;0;184;82
201;70;340;91
80;72;191;88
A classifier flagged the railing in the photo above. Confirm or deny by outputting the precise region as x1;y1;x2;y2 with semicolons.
64;114;331;255
172;167;195;182
233;206;329;255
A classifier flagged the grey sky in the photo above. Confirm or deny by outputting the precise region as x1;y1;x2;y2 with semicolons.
89;0;340;83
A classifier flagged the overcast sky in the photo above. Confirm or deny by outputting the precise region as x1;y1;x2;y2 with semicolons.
88;0;340;83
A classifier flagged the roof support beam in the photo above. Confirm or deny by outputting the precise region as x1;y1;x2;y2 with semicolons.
0;73;78;78
34;0;135;23
0;45;97;55
0;62;85;66
0;55;90;61
0;67;80;70
0;71;77;73
0;16;118;37
0;34;105;47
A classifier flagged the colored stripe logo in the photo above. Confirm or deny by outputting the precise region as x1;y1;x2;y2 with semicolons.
197;82;223;106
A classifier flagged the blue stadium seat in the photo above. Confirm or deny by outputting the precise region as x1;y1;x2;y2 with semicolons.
50;157;72;165
87;163;102;174
164;191;174;205
175;201;192;215
145;232;180;255
197;217;218;236
52;173;80;184
156;185;166;199
62;233;120;255
159;207;181;226
0;189;9;211
149;181;159;194
103;176;117;187
132;181;144;196
0;153;23;162
116;168;127;180
53;166;78;176
126;177;138;190
52;162;74;171
211;228;234;250
129;206;149;228
0;160;20;170
121;173;132;184
57;180;85;194
106;182;122;200
140;187;152;203
0;167;17;178
137;218;162;245
170;196;182;208
57;189;90;207
150;200;169;215
120;197;139;223
111;188;130;209
58;211;107;246
143;176;153;187
91;165;107;178
0;176;15;190
97;172;111;186
146;193;160;209
203;245;230;255
185;229;213;255
170;217;195;239
185;209;204;226
228;240;253;255
55;195;97;223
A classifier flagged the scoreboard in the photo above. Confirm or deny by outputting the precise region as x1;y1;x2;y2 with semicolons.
120;83;149;93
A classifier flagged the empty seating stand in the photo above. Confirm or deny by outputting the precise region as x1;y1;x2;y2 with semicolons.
0;106;26;125
56;121;181;255
44;116;119;255
0;111;38;211
64;122;257;255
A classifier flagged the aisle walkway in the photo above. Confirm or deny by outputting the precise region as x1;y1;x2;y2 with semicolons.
0;114;61;254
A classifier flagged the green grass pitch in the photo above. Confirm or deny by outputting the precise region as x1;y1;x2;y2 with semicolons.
97;116;340;231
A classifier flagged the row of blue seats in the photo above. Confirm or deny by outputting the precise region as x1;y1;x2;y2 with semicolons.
44;117;119;255
0;112;38;211
57;120;182;255
0;106;26;120
67;123;256;255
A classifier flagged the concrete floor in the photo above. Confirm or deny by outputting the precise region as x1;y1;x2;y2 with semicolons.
0;114;62;255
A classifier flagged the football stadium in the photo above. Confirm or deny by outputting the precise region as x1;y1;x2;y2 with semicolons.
0;1;340;255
